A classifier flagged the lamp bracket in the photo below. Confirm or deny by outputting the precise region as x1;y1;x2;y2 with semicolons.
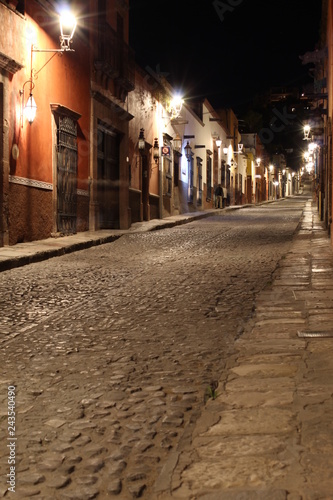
32;46;74;53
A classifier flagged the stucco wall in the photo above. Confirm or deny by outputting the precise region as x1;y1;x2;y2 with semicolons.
8;183;52;244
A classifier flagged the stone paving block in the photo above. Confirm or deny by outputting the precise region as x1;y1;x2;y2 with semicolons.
199;491;288;500
236;353;302;365
219;390;294;408
301;423;333;453
308;307;333;315
230;363;298;378
255;310;305;319
192;434;293;459
235;338;307;353
254;318;307;328
177;455;292;492
225;376;295;394
249;325;301;339
300;453;333;486
203;407;296;436
296;290;333;301
298;369;333;386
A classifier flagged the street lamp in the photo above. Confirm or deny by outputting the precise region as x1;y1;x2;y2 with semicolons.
138;129;145;150
20;9;77;126
303;124;311;141
59;11;77;51
153;138;159;163
169;94;184;119
184;142;192;159
173;134;182;152
24;93;37;124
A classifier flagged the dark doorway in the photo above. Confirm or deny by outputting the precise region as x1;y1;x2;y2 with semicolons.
0;82;3;246
56;116;78;234
97;125;120;229
142;152;149;221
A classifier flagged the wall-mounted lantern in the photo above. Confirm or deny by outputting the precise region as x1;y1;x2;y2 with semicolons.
20;9;77;126
168;94;184;119
184;141;192;160
153;138;159;163
303;124;311;141
23;89;37;125
173;134;182;152
59;11;77;51
138;128;145;150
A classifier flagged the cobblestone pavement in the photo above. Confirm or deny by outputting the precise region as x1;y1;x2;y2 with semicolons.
0;197;307;499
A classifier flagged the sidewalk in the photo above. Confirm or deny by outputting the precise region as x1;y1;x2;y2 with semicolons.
159;199;333;499
0;205;248;273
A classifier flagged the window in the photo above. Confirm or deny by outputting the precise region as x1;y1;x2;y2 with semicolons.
6;0;25;14
174;153;180;187
165;157;172;196
163;137;172;196
117;13;124;40
188;155;193;203
221;160;226;185
213;149;218;185
197;157;202;205
206;153;212;201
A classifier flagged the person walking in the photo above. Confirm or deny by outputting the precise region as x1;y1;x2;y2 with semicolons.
215;184;223;209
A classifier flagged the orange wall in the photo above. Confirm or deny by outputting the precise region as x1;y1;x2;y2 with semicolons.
9;1;90;189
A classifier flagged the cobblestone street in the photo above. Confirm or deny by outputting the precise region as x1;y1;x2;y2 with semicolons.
0;198;307;499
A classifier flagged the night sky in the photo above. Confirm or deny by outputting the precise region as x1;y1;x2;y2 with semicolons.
129;0;323;114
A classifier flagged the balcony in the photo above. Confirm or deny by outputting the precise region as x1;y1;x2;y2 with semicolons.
94;21;135;100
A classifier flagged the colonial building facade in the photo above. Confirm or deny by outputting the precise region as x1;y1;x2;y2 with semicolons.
0;0;133;246
0;0;289;248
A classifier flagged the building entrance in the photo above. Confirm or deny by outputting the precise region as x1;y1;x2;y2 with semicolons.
97;125;120;229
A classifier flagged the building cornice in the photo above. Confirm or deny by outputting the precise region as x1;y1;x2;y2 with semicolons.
0;50;23;74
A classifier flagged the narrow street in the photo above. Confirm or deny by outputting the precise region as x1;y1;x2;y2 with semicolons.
0;197;307;499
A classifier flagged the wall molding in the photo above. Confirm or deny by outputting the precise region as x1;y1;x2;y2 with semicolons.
77;189;89;197
9;175;53;191
9;176;90;197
